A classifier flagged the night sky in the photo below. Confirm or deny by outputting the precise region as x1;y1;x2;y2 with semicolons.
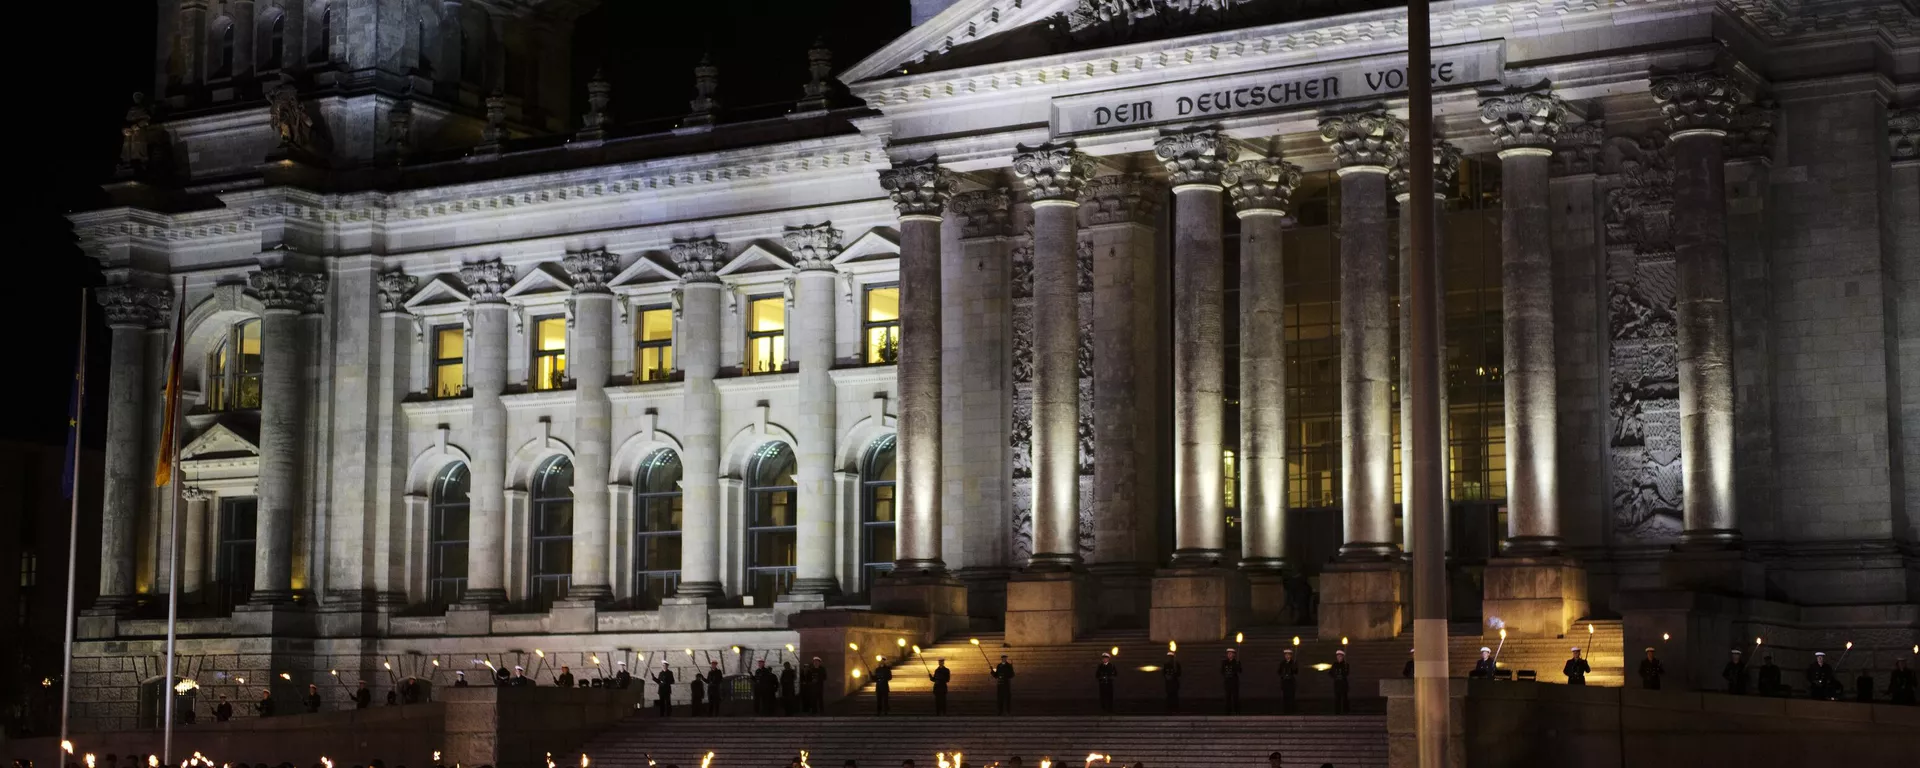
12;0;909;449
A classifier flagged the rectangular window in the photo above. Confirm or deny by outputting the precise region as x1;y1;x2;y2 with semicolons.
433;326;466;398
745;296;787;375
216;497;257;612
235;320;263;409
531;315;567;391
18;551;36;588
863;284;901;365
635;306;674;382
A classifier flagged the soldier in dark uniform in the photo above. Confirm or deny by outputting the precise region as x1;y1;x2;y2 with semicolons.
256;689;276;718
1888;659;1916;705
1161;651;1182;712
756;659;781;715
1758;655;1783;696
652;661;676;716
385;688;398;706
1278;648;1299;715
454;671;469;688
615;662;631;689
1219;648;1244;714
1806;652;1837;701
494;665;511;685
213;696;234;722
805;657;827;714
1095;653;1118;714
511;666;532;687
1854;670;1874;703
353;680;372;709
1402;649;1414;679
555;666;574;688
1722;650;1748;694
780;661;799;715
1329;650;1352;715
993;655;1016;715
709;661;729;716
930;659;952;715
1638;648;1664;690
1565;648;1591;686
1471;647;1496;679
872;657;894;715
303;684;322;713
690;670;705;716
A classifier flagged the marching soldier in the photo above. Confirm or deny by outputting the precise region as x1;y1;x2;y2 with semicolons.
872;656;894;715
615;662;632;689
753;659;779;715
1722;649;1748;695
494;664;511;685
303;684;322;713
1278;648;1300;715
1330;649;1352;715
801;658;822;715
213;696;234;722
1888;659;1916;705
993;655;1016;715
1758;654;1783;697
930;659;952;715
1806;652;1838;701
1162;651;1182;712
1095;653;1118;714
511;665;532;686
707;660;728;716
1471;647;1496;679
1220;648;1244;715
403;676;424;703
1564;648;1591;686
1638;648;1665;691
652;660;676;717
256;688;276;718
353;680;372;709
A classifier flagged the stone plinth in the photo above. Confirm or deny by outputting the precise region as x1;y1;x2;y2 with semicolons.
872;572;969;639
1318;561;1407;641
229;603;314;637
445;603;494;635
444;685;644;768
1661;548;1764;597
1005;570;1092;645
1149;567;1247;642
77;609;123;639
1088;562;1153;629
657;595;712;632
1481;556;1589;637
1381;678;1468;768
1245;571;1291;626
547;599;599;633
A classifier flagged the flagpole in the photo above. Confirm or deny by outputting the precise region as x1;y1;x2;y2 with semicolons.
162;277;185;765
59;288;88;768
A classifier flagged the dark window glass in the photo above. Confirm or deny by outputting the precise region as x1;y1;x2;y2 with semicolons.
429;463;471;606
215;497;257;611
633;450;682;609
745;443;796;604
860;435;897;588
529;457;574;609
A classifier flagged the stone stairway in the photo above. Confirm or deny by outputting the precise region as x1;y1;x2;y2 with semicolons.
1463;619;1627;686
581;714;1389;768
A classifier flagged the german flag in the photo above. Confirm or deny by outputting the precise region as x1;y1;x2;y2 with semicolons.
154;280;185;487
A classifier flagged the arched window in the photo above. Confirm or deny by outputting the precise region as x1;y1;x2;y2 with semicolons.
216;22;235;78
206;319;263;412
528;456;574;609
745;443;797;605
312;3;333;63
633;450;683;609
428;463;471;606
860;435;898;588
265;15;286;71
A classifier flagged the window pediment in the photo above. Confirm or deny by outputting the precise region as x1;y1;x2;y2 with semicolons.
503;262;575;298
832;230;900;265
717;243;795;276
403;275;474;311
182;421;260;460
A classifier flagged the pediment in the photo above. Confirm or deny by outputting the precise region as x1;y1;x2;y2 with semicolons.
716;243;794;276
832;230;900;264
182;422;259;460
403;275;473;312
609;252;681;287
503;263;574;297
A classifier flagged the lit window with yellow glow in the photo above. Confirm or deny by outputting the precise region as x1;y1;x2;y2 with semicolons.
863;284;901;365
206;319;263;411
433;326;465;398
635;306;674;382
1223;449;1238;509
531;316;567;390
746;296;787;374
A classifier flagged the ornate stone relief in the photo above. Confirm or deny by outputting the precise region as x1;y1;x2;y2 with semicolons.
1010;242;1035;301
685;55;722;128
1222;156;1302;214
952;189;1014;237
478;93;508;153
579;70;612;142
1726;101;1777;160
797;39;835;113
1648;70;1739;133
1066;0;1262;35
250;267;327;313
1319;109;1407;169
1553;120;1605;176
97;284;168;328
1893;107;1920;161
1390;139;1463;197
879;158;955;218
1479;87;1565;151
1079;174;1162;226
1600;133;1683;540
783;223;843;271
460;259;514;302
1007;228;1099;563
376;270;417;312
669;237;727;283
1012;143;1096;203
267;73;314;152
1154;127;1237;186
562;249;618;293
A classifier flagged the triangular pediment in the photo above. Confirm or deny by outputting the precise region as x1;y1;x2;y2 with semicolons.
403;275;473;312
843;0;1075;84
833;230;900;264
504;263;574;297
609;252;681;287
716;243;794;276
182;422;259;460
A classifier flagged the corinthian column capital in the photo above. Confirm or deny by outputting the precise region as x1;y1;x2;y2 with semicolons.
1479;87;1566;154
562;248;618;293
1319;109;1407;171
1154;127;1237;188
1391;139;1464;199
1221;156;1302;216
951;189;1014;238
460;259;514;304
1649;70;1740;136
376;269;417;313
97;284;168;328
1894;107;1920;162
1079;174;1163;226
878;157;954;219
249;267;327;313
783;223;843;271
1012;142;1095;205
670;236;728;284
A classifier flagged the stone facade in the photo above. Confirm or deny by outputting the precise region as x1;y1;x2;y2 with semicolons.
66;0;1920;733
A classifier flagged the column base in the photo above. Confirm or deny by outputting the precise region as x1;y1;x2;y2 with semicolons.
1149;566;1248;643
1480;556;1589;638
246;589;300;606
315;596;385;637
1025;553;1083;572
871;572;969;639
445;602;496;636
1318;560;1408;641
548;599;600;633
658;596;713;631
230;601;315;637
1006;570;1093;645
789;577;842;596
1087;562;1153;629
1169;548;1229;568
673;580;726;600
1241;563;1292;627
1677;528;1744;550
1660;547;1764;597
955;567;1012;630
78;607;128;639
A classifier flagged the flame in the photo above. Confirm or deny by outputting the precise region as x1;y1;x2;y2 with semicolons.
851;668;862;679
434;753;442;763
330;670;338;676
591;655;601;665
1235;632;1245;644
1109;646;1119;657
685;649;694;656
1498;629;1507;640
280;672;292;680
1342;636;1350;645
969;638;980;646
898;638;908;648
582;754;591;768
483;661;495;670
1040;759;1052;768
701;752;715;768
848;642;860;651
1168;641;1177;652
953;753;962;768
433;659;441;667
1588;624;1595;634
799;751;810;768
1292;636;1301;646
322;758;334;768
61;741;73;754
236;677;246;684
875;655;884;663
87;755;97;768
937;753;950;768
786;644;796;653
1845;641;1853;650
1311;663;1334;671
150;756;160;767
912;645;922;654
1661;633;1670;642
535;649;546;659
1082;754;1109;768
545;753;555;768
1756;637;1764;646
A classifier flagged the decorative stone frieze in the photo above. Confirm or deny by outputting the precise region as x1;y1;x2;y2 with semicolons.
1012;143;1096;204
97;285;167;328
250;268;327;313
1221;156;1303;215
460;259;514;303
951;189;1014;238
878;157;954;218
1391;139;1464;197
1886;107;1917;161
783;224;843;271
563;248;619;293
376;270;417;312
1726;101;1777;160
1078;174;1161;226
1480;87;1565;152
1153;127;1237;187
670;237;727;284
1319;109;1407;170
1553;120;1605;176
1649;70;1740;135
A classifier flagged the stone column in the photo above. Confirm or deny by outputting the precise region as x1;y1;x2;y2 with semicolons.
1651;71;1741;548
1001;145;1097;644
1394;147;1454;554
94;285;165;610
950;189;1017;621
179;2;206;86
1082;174;1164;627
1317;110;1408;641
248;267;325;605
373;271;416;605
181;487;212;601
564;250;617;604
873;159;968;638
785;223;843;597
668;239;728;604
457;260;512;610
1479;89;1589;636
1223;153;1301;625
1889;109;1920;547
